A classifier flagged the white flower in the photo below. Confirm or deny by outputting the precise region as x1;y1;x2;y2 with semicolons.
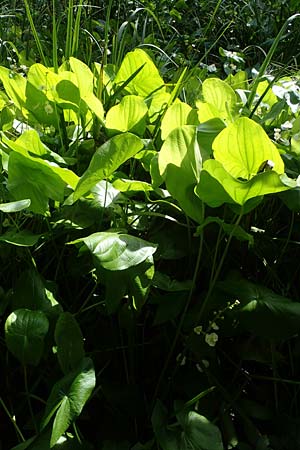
193;325;203;335
274;128;281;141
44;102;54;115
205;332;218;347
211;322;219;331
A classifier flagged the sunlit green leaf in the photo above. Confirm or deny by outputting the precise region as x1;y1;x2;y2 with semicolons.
114;48;166;97
197;77;237;123
213;117;284;180
41;357;95;447
72;231;157;271
159;125;203;222
161;102;197;140
196;159;289;207
105;95;148;136
74;133;144;200
0;199;30;213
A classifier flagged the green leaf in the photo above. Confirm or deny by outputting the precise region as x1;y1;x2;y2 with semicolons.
152;401;180;450
5;131;78;213
114;48;166;97
26;64;60;126
152;272;192;292
55;312;85;374
5;308;49;366
41;357;95;447
69;57;104;121
11;268;61;313
99;258;155;313
72;231;157;271
74;133;144;200
219;278;300;339
0;229;41;246
197;77;237;123
177;409;224;450
0;199;31;212
8;151;65;214
197;118;226;162
105;95;148;136
161;102;197;140
196;159;290;207
0;66;27;112
159;125;203;222
213;117;284;180
11;428;88;449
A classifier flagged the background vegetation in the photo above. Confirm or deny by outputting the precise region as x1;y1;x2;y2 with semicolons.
0;1;300;449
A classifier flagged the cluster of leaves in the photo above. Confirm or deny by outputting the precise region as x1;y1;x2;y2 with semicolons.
1;35;300;449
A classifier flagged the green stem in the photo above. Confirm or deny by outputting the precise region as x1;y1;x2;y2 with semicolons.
196;212;243;324
0;397;25;442
151;203;205;406
23;0;48;66
24;365;37;433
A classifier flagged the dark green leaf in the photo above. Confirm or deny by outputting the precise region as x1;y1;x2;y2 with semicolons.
5;308;49;366
55;312;85;374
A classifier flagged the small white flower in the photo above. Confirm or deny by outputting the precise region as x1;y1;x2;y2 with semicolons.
205;332;218;347
274;128;281;141
211;322;219;331
176;353;186;366
44;102;54;115
193;325;203;335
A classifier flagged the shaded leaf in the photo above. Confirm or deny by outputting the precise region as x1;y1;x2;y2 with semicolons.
5;308;49;366
55;312;85;374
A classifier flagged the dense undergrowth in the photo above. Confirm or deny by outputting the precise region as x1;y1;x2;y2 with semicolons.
1;1;300;450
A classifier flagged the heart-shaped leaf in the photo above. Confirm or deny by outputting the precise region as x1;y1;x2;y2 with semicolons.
72;232;157;271
5;309;49;366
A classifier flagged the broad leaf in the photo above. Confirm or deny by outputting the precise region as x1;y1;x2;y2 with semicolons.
213;117;284;180
105;95;148;136
0;199;31;212
0;229;41;246
177;409;224;450
5;308;49;366
0;66;27;113
114;48;166;97
26;64;59;126
74;133;144;200
196;159;290;207
69;57;104;121
41;357;95;447
161;102;197;140
55;312;85;374
72;232;157;271
159;125;203;222
197;118;226;162
99;257;155;313
219;278;300;339
197;77;237;123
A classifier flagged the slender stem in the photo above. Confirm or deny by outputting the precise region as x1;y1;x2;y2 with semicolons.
24;365;38;433
246;13;300;111
23;0;48;66
151;204;205;406
0;397;25;442
196;212;243;324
